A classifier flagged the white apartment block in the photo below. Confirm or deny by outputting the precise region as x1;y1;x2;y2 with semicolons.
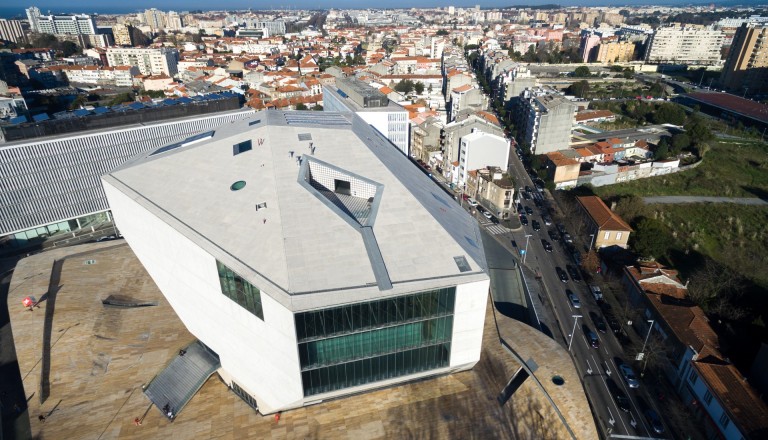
645;24;725;65
36;13;98;35
63;65;139;87
457;130;510;186
106;47;179;77
0;19;25;43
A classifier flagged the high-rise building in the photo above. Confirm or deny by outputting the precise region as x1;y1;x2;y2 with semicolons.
106;47;179;77
517;90;576;155
580;33;602;63
720;23;768;95
323;78;410;155
101;110;490;415
34;13;98;35
644;24;725;65
144;8;166;32
166;11;183;31
25;7;41;33
595;41;636;63
112;23;134;46
0;19;25;43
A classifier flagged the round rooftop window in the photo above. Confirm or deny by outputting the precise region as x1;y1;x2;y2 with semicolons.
552;375;565;386
230;181;246;191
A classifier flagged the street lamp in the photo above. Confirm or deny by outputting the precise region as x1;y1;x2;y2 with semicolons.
640;319;655;356
568;314;583;352
523;234;532;264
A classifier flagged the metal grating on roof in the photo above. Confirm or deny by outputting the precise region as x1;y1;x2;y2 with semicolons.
297;133;312;141
284;113;350;126
143;340;220;420
453;256;471;273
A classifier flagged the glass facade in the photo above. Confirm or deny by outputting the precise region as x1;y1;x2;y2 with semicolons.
296;287;456;397
216;261;264;320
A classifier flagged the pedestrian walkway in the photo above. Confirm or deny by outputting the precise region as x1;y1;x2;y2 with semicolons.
485;224;510;235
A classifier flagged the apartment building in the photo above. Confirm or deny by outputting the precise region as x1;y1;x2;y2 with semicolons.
645;24;725;65
720;23;768;95
106;47;180;77
0;19;25;44
596;41;636;63
456;130;509;187
63;65;139;87
517;91;577;155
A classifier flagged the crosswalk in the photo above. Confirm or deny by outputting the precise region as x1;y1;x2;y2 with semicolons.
485;224;510;235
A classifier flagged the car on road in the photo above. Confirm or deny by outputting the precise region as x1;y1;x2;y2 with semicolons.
616;359;640;388
532;220;540;231
562;232;573;243
542;214;552;226
483;211;493;220
556;223;567;235
555;267;568;283
525;185;532;193
522;191;531;200
524;206;533;216
541;239;552;252
520;215;528;226
548;229;559;241
511;240;517;247
567;290;581;308
644;409;665;434
467;197;479;207
590;312;607;333
606;378;631;413
517;202;524;212
583;325;599;348
566;265;582;282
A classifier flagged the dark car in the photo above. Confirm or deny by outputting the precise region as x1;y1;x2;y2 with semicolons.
555;267;568;283
606;378;631;413
517;202;524;212
590;312;607;333
532;220;541;231
541;239;553;252
542;214;552;226
525;185;532;193
522;191;531;200
533;197;542;208
567;289;581;308
548;229;559;241
556;223;567;235
511;240;517;247
615;358;640;389
645;409;665;434
566;265;582;282
520;215;528;226
583;325;599;348
524;206;533;216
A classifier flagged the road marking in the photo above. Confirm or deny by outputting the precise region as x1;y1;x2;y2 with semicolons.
599;380;629;433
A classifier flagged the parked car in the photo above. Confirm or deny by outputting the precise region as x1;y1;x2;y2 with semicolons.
517;202;524;212
524;206;533;216
644;409;665;434
542;214;552;226
616;359;640;388
541;239;553;252
556;267;568;283
556;223;567;235
525;185;532;193
583;325;599;348
520;215;528;226
467;197;479;207
562;232;573;243
483;211;493;220
548;229;559;241
606;378;631;412
566;265;582;282
567;290;581;308
522;191;531;200
532;220;541;231
590;285;603;301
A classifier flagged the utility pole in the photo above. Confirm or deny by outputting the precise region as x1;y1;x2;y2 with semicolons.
568;315;583;352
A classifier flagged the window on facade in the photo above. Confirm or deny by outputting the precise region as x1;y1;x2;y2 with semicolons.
719;412;730;429
704;390;713;405
604;231;610;240
616;232;622;240
689;370;699;385
216;260;264;320
295;287;456;397
233;140;252;155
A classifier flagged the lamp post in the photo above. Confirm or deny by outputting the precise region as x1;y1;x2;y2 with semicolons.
523;234;532;264
568;314;583;352
640;319;655;355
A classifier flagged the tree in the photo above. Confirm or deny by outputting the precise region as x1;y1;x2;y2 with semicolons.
654;140;669;160
435;29;449;36
108;92;134;106
567;80;590;98
630;218;671;260
652;103;686;125
671;133;690;153
613;195;648;224
413;82;425;95
622;70;634;79
295;103;308;110
687;258;747;320
581;250;600;275
69;94;87;110
311;104;323;111
394;79;415;94
573;66;591;78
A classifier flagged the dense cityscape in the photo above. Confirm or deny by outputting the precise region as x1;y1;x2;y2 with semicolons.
1;2;767;440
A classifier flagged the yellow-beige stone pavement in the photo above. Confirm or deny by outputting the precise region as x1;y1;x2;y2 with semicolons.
8;242;596;439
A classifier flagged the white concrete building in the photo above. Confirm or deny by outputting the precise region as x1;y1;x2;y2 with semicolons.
106;47;180;77
63;65;139;87
323;78;410;155
645;24;725;65
102;110;489;414
457;130;510;186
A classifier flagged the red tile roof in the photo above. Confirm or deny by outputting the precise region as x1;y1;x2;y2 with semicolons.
576;196;633;232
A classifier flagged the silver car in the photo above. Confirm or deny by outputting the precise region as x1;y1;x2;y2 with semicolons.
618;363;640;388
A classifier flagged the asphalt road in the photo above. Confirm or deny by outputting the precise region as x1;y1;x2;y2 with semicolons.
644;196;768;205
